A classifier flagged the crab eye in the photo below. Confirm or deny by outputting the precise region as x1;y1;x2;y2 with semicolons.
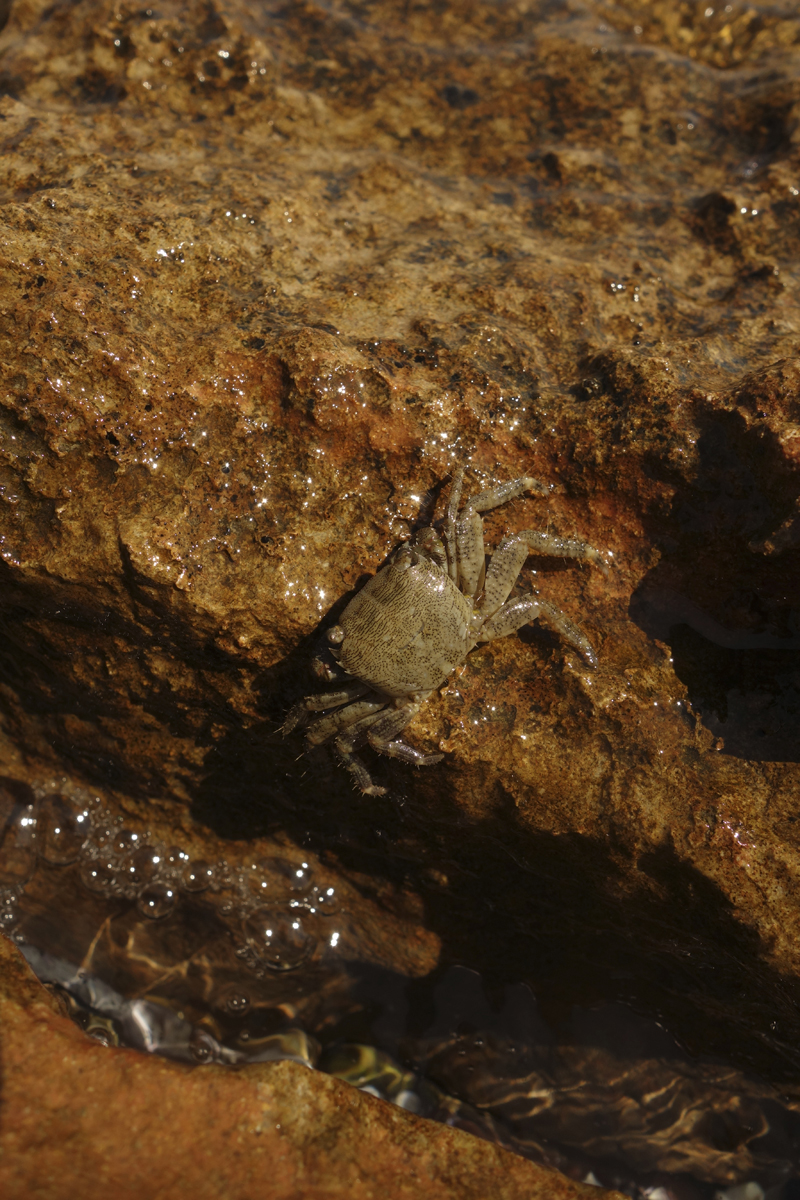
327;625;345;645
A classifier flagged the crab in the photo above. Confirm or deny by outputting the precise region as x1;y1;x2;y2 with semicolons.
283;460;608;795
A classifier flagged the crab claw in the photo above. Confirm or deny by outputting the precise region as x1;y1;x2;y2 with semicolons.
312;650;341;682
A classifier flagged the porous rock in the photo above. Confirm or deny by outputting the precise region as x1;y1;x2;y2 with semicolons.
0;0;799;1179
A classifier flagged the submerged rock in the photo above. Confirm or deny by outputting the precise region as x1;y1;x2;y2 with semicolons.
0;0;800;1191
0;937;608;1200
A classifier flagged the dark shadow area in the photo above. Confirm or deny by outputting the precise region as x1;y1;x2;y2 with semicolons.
629;405;800;763
4;517;796;1091
191;683;800;1090
312;962;800;1192
669;623;800;762
184;705;800;1191
630;587;800;761
0;555;373;797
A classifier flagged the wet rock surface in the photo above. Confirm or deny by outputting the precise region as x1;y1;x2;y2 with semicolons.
0;0;800;1194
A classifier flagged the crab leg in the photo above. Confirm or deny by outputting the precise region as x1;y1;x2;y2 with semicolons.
444;463;467;583
281;682;371;735
481;530;607;621
334;710;392;796
477;593;597;667
456;476;547;599
462;476;546;515
455;507;485;598
377;739;444;767
366;702;444;766
338;752;387;796
306;697;385;745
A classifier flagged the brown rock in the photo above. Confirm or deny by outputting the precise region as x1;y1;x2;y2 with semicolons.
0;0;799;1188
0;935;617;1200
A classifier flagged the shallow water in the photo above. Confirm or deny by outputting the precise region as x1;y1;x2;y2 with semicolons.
3;772;800;1199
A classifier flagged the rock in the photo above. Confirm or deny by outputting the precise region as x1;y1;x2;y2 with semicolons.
0;0;799;1189
0;936;614;1200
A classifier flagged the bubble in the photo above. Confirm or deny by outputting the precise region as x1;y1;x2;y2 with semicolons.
112;829;140;855
38;796;90;865
80;858;118;893
137;882;176;919
183;861;215;892
225;992;250;1015
260;857;313;896
0;795;36;886
308;885;340;915
0;885;20;930
164;846;190;870
189;1027;218;1063
93;825;117;848
247;871;272;899
121;845;159;887
0;905;17;928
243;907;315;971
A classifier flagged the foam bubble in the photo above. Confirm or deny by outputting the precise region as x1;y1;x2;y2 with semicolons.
137;882;177;919
243;906;315;971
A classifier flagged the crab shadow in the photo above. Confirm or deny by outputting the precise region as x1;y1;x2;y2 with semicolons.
629;407;800;763
191;632;800;1092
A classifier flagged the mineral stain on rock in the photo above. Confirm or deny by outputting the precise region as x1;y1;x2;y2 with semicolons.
1;0;800;1195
